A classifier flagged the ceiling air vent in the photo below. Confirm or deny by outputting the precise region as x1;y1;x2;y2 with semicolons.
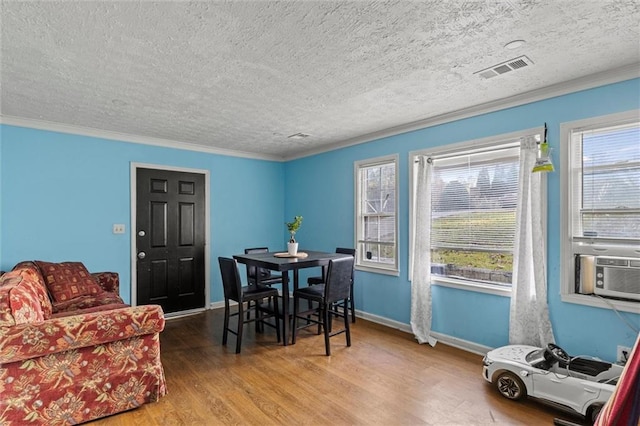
287;132;310;140
474;55;534;79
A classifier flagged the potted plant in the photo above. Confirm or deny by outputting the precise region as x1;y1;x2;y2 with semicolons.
285;215;303;255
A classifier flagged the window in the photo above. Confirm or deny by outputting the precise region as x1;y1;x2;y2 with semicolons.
355;155;398;274
561;111;640;311
429;145;520;287
410;128;542;293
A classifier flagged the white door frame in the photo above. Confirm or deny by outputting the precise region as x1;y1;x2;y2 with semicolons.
130;162;211;314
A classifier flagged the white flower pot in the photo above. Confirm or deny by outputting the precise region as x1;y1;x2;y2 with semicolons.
287;242;299;256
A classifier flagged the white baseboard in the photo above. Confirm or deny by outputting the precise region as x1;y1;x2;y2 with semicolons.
208;302;492;356
164;307;207;320
210;301;225;310
356;310;492;356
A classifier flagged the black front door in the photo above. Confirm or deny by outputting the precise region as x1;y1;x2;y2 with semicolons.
136;167;206;313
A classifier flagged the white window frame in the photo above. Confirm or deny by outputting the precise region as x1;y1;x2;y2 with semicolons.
354;154;399;275
409;127;544;297
560;110;640;313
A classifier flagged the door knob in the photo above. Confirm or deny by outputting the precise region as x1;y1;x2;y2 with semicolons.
137;252;146;259
138;230;146;237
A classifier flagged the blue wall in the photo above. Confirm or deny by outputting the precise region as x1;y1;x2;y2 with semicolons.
0;126;285;303
284;78;640;361
1;79;638;362
0;130;3;265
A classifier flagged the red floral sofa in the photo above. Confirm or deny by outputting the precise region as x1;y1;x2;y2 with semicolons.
0;261;167;425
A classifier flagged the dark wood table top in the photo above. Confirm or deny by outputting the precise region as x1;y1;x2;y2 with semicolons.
233;250;349;271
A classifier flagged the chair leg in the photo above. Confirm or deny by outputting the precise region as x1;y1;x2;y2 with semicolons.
222;300;230;345
301;297;318;332
236;303;244;354
273;295;281;343
256;300;264;333
344;299;351;347
292;295;299;344
251;300;264;332
323;304;331;356
350;284;356;323
305;299;316;327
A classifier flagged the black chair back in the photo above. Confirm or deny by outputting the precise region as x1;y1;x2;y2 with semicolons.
336;247;356;256
219;257;242;303
335;247;355;281
244;247;272;280
325;256;354;304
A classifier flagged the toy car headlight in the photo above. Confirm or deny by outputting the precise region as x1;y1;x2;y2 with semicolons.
482;356;493;366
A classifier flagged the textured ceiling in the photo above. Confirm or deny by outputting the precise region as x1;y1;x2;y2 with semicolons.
1;1;639;160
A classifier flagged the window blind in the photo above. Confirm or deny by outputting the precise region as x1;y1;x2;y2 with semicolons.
430;146;520;251
572;122;640;240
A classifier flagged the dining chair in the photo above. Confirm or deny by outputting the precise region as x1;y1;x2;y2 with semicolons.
219;257;280;354
307;247;356;323
243;247;284;329
292;256;354;356
244;247;284;287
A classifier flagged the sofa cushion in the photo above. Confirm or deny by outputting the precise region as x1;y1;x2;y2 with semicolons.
36;261;104;302
92;271;120;293
51;302;130;318
0;304;165;364
51;291;126;314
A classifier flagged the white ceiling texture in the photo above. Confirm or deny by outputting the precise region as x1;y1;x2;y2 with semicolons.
1;1;639;160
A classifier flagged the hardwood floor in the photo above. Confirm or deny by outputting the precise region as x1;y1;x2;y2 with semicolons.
92;309;587;425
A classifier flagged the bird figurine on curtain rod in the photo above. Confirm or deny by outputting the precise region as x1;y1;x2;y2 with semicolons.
533;123;555;173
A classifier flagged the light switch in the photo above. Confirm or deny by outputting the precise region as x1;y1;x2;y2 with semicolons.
113;224;126;234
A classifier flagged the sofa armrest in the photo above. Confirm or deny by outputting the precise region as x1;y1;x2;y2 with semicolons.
92;271;119;294
0;304;164;364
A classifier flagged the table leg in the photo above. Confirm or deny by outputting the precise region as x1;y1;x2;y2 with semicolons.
281;271;290;346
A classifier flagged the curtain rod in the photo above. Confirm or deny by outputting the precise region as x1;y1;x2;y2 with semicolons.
414;142;521;163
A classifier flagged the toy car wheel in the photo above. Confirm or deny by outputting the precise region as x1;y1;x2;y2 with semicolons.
588;404;603;424
495;371;527;400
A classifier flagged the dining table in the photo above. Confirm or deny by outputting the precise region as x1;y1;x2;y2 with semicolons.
233;249;351;345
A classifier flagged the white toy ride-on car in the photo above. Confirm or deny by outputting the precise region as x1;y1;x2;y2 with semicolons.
483;343;623;424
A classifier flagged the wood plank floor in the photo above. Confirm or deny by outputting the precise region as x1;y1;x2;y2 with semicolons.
92;309;587;425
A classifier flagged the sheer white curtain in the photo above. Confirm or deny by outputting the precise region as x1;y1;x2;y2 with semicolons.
411;155;437;346
510;136;555;346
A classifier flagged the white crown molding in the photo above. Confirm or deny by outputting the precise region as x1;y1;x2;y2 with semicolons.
0;115;284;162
285;63;640;161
